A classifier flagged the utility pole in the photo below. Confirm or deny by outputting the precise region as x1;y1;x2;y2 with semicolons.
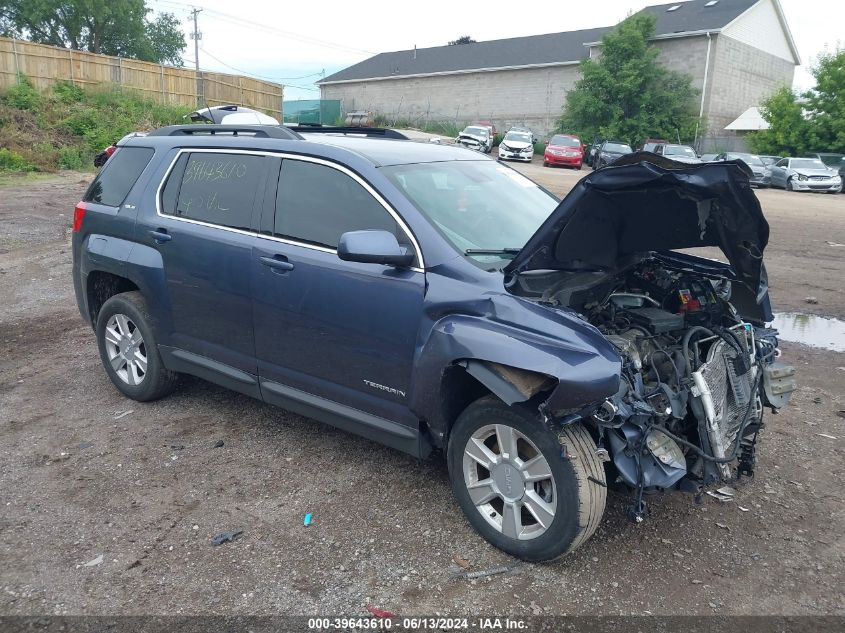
189;7;203;106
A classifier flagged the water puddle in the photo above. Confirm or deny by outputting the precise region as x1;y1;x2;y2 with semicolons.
771;313;845;353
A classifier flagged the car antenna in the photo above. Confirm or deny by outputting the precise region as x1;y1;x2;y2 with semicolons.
202;95;217;124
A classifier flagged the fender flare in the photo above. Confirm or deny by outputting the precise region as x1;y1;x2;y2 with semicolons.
410;314;621;443
80;235;171;339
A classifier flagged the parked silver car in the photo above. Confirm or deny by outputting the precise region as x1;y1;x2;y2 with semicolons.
713;152;770;188
654;144;702;165
769;157;843;193
456;125;493;153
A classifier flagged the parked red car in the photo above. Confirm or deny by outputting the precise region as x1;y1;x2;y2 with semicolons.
543;134;583;169
473;120;497;139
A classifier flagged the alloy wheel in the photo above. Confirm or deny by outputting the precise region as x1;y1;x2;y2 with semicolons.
103;313;147;386
462;424;557;540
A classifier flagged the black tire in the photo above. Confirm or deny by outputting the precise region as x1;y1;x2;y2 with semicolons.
95;291;179;402
787;178;795;192
447;396;606;561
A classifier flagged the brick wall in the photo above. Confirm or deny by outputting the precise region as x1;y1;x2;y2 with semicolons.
320;65;581;137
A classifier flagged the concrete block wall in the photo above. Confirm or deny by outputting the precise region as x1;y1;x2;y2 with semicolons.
320;65;582;138
705;34;795;133
654;35;711;94
321;32;794;141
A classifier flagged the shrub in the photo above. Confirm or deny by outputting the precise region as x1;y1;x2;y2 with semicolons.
52;81;84;104
0;148;36;172
58;146;86;170
3;74;41;111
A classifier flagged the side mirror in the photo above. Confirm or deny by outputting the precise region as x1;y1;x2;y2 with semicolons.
337;230;415;267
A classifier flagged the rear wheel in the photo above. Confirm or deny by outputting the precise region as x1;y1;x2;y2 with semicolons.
447;397;606;561
96;291;178;402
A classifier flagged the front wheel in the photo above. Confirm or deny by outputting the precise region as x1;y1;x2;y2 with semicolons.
447;397;606;561
787;178;796;192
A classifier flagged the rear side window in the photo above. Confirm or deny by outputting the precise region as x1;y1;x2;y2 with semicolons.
160;152;264;231
84;147;154;206
274;159;398;249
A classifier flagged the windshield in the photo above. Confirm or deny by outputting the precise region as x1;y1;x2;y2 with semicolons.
664;145;697;157
381;161;558;265
504;132;531;143
463;127;488;137
817;154;844;167
729;153;764;167
551;135;580;147
605;142;632;154
791;159;826;170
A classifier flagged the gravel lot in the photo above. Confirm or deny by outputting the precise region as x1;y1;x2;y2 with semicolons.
0;166;843;617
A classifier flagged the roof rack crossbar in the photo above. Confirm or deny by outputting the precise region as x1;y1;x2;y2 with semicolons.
288;126;409;140
149;124;302;140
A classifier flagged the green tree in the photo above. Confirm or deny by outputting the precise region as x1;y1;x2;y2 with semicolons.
0;0;186;65
448;36;476;45
748;49;844;155
804;49;845;152
557;13;699;146
746;86;811;156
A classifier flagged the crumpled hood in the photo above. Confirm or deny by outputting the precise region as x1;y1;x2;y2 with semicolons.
505;152;770;297
458;133;486;144
793;167;838;177
502;140;532;150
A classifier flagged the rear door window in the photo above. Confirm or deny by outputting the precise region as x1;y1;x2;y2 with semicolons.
84;146;154;206
274;159;399;249
160;151;265;231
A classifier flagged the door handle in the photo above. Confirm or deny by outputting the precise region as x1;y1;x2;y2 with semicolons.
260;255;295;273
149;229;172;243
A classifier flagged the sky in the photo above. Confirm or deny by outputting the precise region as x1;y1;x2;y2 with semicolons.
148;0;844;101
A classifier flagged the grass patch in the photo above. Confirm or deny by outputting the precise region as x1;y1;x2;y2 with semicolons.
0;148;37;172
0;76;191;173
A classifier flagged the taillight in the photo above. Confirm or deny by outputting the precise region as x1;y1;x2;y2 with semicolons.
72;203;86;233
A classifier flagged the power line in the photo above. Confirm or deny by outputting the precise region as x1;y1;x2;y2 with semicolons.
198;49;320;90
149;0;375;56
199;48;323;82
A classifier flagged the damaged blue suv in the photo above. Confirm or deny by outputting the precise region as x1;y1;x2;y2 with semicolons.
72;125;796;561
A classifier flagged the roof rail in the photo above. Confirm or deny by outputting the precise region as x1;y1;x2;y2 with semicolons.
288;126;409;140
148;124;302;140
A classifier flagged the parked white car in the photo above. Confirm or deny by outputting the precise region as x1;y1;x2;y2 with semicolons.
507;126;535;144
187;105;280;125
498;131;534;162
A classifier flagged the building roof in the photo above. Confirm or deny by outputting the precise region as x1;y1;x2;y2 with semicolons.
321;0;759;84
639;0;757;37
725;106;770;131
320;27;611;84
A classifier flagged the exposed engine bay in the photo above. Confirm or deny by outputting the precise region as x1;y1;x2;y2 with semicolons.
511;254;797;520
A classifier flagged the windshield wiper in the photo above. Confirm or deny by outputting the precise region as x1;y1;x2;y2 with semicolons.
465;248;522;256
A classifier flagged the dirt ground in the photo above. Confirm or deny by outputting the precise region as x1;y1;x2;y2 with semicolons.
0;167;843;617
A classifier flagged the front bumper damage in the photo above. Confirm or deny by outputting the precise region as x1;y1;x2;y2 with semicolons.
791;177;842;192
499;146;534;161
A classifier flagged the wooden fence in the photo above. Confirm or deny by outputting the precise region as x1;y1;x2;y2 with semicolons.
0;36;283;118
